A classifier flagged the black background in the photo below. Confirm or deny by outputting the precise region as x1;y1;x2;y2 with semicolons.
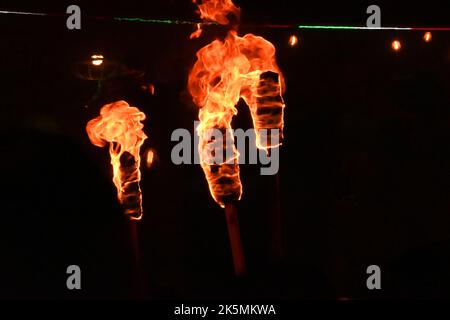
1;0;450;300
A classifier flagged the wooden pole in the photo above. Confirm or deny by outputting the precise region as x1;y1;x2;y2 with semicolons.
271;173;283;260
224;202;246;277
268;148;284;260
128;219;146;298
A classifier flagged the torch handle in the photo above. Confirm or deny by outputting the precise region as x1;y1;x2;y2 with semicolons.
225;203;247;277
128;220;147;298
270;173;283;260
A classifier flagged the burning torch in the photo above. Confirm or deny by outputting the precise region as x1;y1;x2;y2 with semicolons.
86;100;148;220
189;0;286;276
86;100;148;296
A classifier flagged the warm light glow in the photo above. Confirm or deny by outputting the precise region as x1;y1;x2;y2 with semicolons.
190;23;203;39
141;84;155;95
149;84;155;95
189;0;286;207
91;54;104;66
146;149;155;168
391;40;402;51
194;0;240;25
86;101;147;220
289;35;298;47
423;32;432;42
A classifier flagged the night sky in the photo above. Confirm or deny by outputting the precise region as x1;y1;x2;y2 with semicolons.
1;0;450;300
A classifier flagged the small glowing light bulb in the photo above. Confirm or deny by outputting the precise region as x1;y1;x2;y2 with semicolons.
91;54;104;66
146;149;155;168
289;35;299;47
423;32;432;42
391;40;401;52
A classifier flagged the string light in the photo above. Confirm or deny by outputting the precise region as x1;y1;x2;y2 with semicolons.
289;35;299;47
2;10;450;31
298;25;412;30
91;54;104;66
297;25;450;31
0;10;47;16
145;149;155;169
423;32;432;42
391;40;402;52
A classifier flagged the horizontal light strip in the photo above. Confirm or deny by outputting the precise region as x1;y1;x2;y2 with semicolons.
1;10;450;31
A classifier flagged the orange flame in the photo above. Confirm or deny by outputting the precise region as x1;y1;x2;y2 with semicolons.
190;23;204;40
193;0;240;25
86;101;147;220
189;0;286;207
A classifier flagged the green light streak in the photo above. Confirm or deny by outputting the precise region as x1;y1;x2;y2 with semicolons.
298;25;412;30
3;11;445;30
113;17;202;25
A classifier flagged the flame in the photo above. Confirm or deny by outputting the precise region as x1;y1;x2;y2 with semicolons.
189;0;286;207
190;23;204;40
193;0;240;25
423;32;432;42
86;101;147;220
